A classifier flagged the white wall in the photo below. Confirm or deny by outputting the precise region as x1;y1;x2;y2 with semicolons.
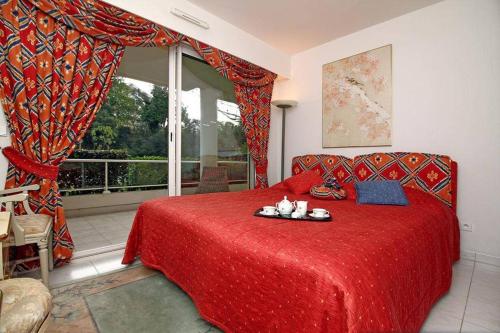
104;0;290;78
273;0;500;258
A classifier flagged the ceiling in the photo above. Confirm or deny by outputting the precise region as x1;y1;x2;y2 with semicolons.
187;0;442;54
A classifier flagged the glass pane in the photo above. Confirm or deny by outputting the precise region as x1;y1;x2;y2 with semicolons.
181;54;249;195
60;47;169;196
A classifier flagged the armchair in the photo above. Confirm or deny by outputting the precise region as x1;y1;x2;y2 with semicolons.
0;185;53;286
196;166;230;194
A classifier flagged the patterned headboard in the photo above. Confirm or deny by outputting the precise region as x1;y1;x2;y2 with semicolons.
291;154;354;184
353;152;457;211
291;152;458;212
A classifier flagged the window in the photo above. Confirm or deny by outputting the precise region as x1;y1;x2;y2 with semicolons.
59;46;249;197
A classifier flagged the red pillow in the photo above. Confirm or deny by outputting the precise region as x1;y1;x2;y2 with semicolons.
284;171;323;195
341;182;356;200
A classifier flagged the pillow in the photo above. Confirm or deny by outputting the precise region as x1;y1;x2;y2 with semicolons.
269;181;287;190
310;185;346;200
284;171;323;195
355;180;409;206
341;182;356;200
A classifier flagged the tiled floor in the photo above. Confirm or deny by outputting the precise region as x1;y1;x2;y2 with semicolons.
20;248;140;288
421;260;500;332
66;210;136;252
22;251;500;332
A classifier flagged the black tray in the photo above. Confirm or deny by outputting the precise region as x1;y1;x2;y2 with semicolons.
254;209;332;222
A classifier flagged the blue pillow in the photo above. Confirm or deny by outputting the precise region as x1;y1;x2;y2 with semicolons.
355;180;409;206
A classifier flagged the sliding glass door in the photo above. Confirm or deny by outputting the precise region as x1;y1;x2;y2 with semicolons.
64;45;249;199
169;46;250;195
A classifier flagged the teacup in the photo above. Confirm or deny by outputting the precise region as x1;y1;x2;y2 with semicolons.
262;206;277;215
312;208;329;218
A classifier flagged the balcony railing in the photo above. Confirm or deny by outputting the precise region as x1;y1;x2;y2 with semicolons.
59;158;249;195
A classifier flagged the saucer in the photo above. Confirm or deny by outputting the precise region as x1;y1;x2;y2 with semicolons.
308;213;330;219
260;211;279;216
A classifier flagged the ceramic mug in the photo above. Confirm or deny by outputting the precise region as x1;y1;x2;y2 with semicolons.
312;208;329;218
294;200;308;216
262;206;277;215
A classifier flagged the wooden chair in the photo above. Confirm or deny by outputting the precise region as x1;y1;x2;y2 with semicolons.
0;185;53;286
196;166;230;194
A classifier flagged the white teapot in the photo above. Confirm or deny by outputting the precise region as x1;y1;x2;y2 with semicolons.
276;196;294;215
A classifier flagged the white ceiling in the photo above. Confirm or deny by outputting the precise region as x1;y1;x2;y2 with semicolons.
187;0;442;54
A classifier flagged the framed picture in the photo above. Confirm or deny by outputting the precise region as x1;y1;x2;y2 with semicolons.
322;45;392;148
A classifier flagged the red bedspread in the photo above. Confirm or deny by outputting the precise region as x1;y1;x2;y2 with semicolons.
123;186;460;333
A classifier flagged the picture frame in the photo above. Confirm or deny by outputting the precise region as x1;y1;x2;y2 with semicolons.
322;44;392;148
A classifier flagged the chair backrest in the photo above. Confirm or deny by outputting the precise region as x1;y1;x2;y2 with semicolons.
196;166;230;194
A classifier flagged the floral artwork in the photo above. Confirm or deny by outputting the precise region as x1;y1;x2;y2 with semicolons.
322;45;392;147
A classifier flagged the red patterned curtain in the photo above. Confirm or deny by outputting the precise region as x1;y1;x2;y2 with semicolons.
0;0;124;266
20;0;277;188
0;0;277;264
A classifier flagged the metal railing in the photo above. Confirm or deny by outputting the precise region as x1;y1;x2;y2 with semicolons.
60;158;248;194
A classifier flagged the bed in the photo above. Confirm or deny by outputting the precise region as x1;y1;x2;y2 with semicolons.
123;152;460;333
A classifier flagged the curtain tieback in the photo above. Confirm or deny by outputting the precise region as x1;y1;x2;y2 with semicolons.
2;146;59;181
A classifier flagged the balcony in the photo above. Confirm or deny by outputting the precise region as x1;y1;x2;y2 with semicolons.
60;158;248;194
60;158;249;217
67;210;136;255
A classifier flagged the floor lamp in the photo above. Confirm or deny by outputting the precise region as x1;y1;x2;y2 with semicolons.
271;99;298;181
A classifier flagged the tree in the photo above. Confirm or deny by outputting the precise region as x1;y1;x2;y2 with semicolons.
141;85;168;131
81;77;148;151
79;77;247;161
180;107;200;159
90;125;116;150
96;78;145;128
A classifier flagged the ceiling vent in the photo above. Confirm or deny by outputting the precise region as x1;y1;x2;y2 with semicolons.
171;8;209;30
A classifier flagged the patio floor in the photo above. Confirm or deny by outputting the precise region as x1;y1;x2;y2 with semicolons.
66;210;137;252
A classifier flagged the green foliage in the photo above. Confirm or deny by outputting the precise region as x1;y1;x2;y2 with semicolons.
125;155;169;188
127;162;168;187
95;78;143;129
59;150;129;192
129;155;168;160
181;107;200;159
218;120;247;156
141;85;168;131
65;76;249;194
90;125;116;150
71;149;129;159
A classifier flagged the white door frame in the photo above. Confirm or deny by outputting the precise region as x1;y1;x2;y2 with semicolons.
167;46;177;196
169;44;254;195
168;44;205;196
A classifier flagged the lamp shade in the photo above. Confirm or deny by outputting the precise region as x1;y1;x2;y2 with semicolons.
271;99;297;109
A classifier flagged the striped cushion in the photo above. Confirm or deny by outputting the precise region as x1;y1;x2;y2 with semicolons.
310;185;347;200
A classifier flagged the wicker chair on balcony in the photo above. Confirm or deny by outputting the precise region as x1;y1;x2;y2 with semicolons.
196;166;230;194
